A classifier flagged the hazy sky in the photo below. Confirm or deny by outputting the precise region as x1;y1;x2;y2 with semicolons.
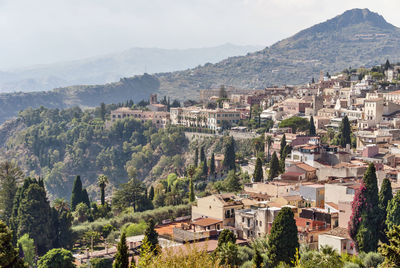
1;0;400;69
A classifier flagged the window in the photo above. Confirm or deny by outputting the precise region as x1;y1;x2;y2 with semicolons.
242;217;245;223
260;221;262;227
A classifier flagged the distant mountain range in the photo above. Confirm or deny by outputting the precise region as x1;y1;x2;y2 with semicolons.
0;44;262;93
0;8;400;123
155;8;400;99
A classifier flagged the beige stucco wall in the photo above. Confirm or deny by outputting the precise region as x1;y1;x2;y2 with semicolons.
324;184;355;204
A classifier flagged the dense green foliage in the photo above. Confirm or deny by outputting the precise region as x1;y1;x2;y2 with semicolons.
2;106;188;201
279;117;310;133
98;175;109;206
17;234;35;267
267;207;299;266
113;232;129;268
91;257;113;268
386;191;400;231
0;220;25;268
349;163;380;252
37;248;75;268
71;176;84;211
379;224;400;267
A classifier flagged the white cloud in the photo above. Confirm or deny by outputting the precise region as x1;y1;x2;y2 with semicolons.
0;0;399;69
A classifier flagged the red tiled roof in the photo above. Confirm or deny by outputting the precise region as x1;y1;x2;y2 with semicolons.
192;218;222;227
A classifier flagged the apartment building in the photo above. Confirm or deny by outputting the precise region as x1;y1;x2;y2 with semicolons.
170;107;241;131
110;107;170;128
235;207;281;239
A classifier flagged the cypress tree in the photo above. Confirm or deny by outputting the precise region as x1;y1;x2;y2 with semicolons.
268;152;279;180
114;232;129;268
209;153;216;178
339;116;351;148
202;159;208;177
253;157;264;182
82;188;90;208
148;186;155;201
143;219;159;255
279;134;286;157
15;181;56;255
97;175;109;206
309;116;316;136
223;136;236;171
349;163;380;252
100;102;106;121
71;176;83;211
0;221;25;267
386;191;400;231
189;177;195;202
267;207;299;266
224;170;241;192
200;146;206;163
194;147;199;167
379;178;393;243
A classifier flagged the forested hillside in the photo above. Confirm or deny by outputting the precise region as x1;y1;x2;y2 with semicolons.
0;105;188;201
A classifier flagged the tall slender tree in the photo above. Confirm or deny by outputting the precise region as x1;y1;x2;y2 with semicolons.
209;153;216;178
279;134;286;157
268;152;279;180
194;147;199;167
148;186;155;201
339;116;351;148
223;136;236;171
82;189;90;208
309;116;316;136
0;161;24;225
266;135;273;162
349;163;380;252
379;178;393;243
97;175;109;206
200;146;206;163
267;207;299;266
202;159;208;178
143;219;159;255
253;157;264;182
100;102;106;121
113;232;129;268
386;191;400;231
189;177;195;202
71;176;83;211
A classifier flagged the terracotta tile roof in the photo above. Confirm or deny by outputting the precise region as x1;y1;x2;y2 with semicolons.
295;163;317;172
322;227;350;239
192;218;222;227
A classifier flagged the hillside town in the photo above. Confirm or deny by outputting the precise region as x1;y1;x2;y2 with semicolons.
81;61;400;266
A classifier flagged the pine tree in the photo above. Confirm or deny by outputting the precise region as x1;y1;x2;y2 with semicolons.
148;186;155;201
309;116;316;136
386;191;400;231
143;219;159;255
217;229;236;247
279;134;286;157
267;207;299;266
379;178;393;243
114;232;129;268
194;147;199;167
379;225;400;267
0;220;25;268
209;153;216;178
268;152;279;180
97;175;109;206
253;157;264;182
0;161;23;225
223;136;236;171
253;249;263;268
339;116;351;148
71;176;83;211
189;177;195;202
349;163;380;252
82;189;90;208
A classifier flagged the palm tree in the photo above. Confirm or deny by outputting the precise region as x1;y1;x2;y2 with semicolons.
53;198;70;212
266;135;273;162
97;175;109;206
